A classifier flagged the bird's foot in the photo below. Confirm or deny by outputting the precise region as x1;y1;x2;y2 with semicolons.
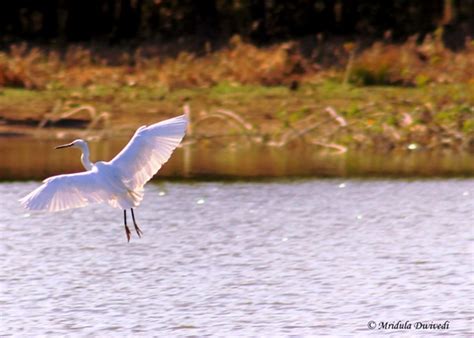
124;225;132;242
133;223;143;238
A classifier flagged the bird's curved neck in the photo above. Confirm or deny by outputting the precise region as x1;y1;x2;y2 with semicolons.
80;144;93;170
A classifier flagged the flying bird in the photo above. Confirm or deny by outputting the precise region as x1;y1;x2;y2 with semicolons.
20;115;187;242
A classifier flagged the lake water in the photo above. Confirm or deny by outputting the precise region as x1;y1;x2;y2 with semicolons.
1;137;474;179
1;179;473;336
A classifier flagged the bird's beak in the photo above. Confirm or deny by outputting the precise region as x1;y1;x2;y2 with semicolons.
55;143;74;149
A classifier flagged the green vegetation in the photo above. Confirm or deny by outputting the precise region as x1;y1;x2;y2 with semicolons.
0;33;473;155
1;81;472;153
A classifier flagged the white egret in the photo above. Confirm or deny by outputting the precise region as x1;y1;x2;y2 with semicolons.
20;114;187;242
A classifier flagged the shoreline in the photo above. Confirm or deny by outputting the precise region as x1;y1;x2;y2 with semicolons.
1;134;473;180
1;38;473;179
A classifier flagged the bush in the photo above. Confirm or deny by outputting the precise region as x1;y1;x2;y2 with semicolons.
349;30;474;86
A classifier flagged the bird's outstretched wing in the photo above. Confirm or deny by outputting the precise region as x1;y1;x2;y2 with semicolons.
20;169;112;212
108;114;187;190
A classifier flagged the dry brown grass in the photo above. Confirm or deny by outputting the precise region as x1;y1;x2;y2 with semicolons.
0;32;472;91
350;29;474;86
0;37;311;90
0;45;54;89
149;36;311;88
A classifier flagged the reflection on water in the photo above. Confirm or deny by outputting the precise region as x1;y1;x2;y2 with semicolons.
0;137;473;179
1;179;473;336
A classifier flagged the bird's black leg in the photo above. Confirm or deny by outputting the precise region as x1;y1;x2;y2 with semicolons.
124;210;131;242
131;208;143;238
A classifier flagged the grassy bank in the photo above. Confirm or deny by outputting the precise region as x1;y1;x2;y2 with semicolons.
0;33;473;156
1;81;473;154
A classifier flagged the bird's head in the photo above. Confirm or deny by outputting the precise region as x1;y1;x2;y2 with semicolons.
55;139;87;150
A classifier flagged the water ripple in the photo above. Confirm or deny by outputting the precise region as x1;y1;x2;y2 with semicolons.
0;179;473;335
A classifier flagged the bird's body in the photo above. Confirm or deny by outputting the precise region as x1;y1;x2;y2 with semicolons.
20;114;187;241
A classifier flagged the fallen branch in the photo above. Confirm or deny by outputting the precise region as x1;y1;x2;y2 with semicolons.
214;109;254;131
38;104;111;132
309;140;348;153
325;106;347;127
268;121;324;147
192;108;259;144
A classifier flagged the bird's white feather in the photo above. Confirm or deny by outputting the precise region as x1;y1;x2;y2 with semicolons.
108;114;187;190
20;115;187;212
20;169;111;212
